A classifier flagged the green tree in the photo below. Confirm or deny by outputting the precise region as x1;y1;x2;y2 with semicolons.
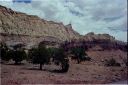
53;48;69;72
10;44;27;64
12;49;27;64
71;47;88;64
61;58;69;72
0;43;11;61
30;45;50;70
28;48;36;62
47;47;56;59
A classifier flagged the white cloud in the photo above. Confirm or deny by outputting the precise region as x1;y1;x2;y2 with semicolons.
0;0;127;42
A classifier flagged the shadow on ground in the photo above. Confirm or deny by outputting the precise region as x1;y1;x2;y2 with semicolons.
26;67;66;73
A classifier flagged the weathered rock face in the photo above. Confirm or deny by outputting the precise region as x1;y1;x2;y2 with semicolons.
61;32;127;51
0;5;80;45
83;32;115;42
82;32;127;51
0;5;127;51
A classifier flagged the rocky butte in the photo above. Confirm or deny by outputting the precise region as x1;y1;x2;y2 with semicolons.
0;5;127;51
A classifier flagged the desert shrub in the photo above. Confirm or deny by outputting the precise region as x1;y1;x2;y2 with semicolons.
28;48;36;62
82;56;91;61
105;58;121;66
53;48;69;72
70;47;89;63
47;47;56;59
12;49;27;64
6;50;14;61
0;43;11;61
9;44;27;64
53;48;65;62
61;58;69;72
0;43;27;64
28;45;69;72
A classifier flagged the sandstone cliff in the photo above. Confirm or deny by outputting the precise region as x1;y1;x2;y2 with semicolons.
0;5;80;45
0;5;127;51
83;32;115;42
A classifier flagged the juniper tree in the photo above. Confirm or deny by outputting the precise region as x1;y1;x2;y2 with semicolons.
71;47;89;64
30;45;50;70
53;48;69;72
12;49;27;64
0;43;11;61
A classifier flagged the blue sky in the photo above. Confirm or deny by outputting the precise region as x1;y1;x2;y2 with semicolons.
0;0;127;42
13;0;31;3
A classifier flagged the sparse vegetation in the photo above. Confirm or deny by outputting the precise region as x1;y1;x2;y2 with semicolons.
70;47;90;63
52;47;69;72
12;49;27;64
11;44;27;65
105;58;121;66
0;43;11;61
0;5;127;84
0;42;127;84
0;43;27;64
29;45;50;70
28;46;69;72
82;55;91;61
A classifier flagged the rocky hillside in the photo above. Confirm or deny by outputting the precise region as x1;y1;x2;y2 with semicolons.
83;32;115;41
0;5;127;51
0;5;80;45
61;32;127;51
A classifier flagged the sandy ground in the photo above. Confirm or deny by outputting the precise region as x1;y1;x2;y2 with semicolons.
86;50;127;66
1;50;127;85
112;80;128;84
1;63;127;85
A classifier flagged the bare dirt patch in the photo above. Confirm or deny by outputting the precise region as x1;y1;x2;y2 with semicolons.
1;50;127;85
